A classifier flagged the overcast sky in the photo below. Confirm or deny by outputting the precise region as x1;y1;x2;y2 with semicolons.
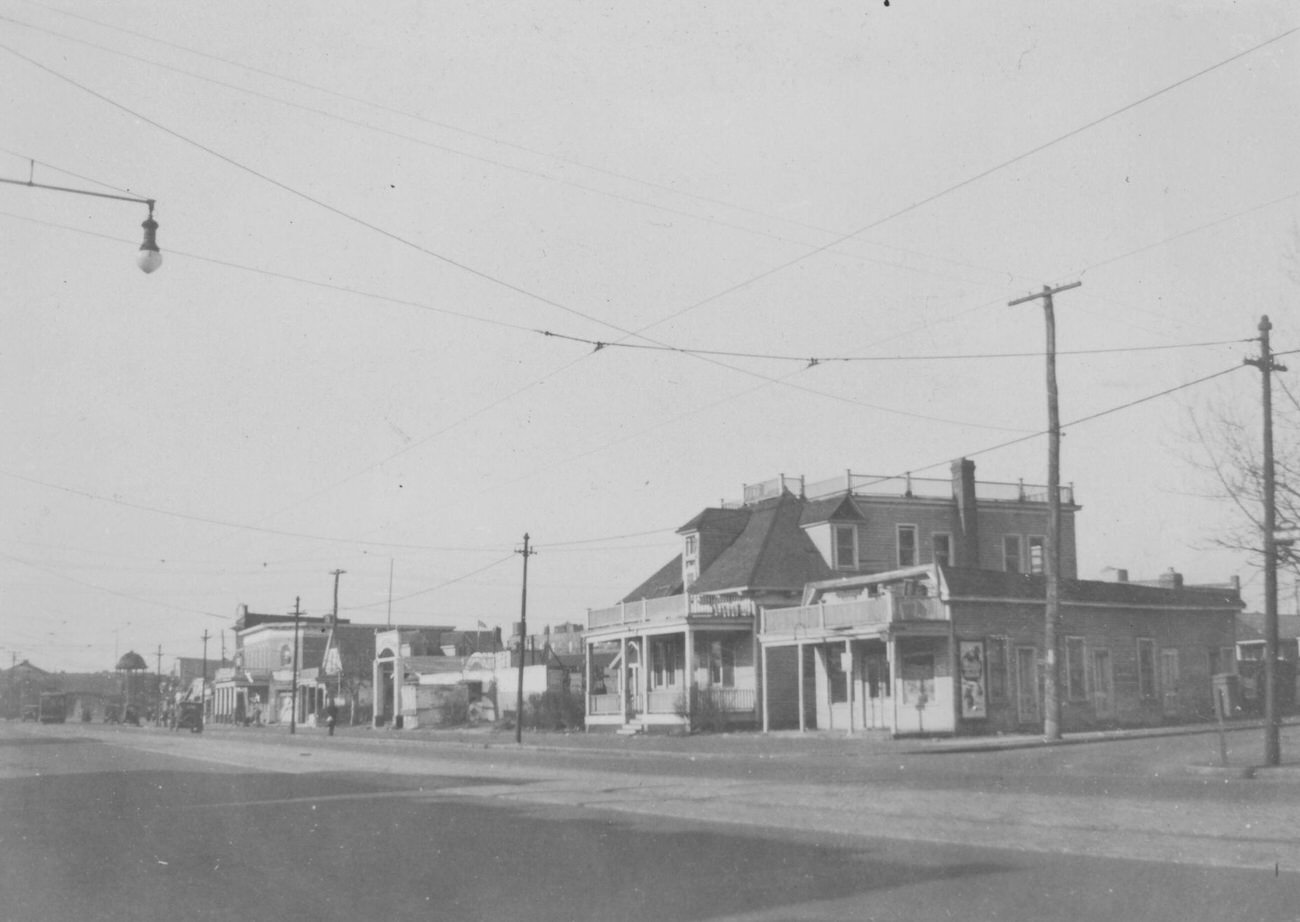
2;2;1297;673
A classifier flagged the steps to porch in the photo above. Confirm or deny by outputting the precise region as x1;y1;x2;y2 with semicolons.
616;721;644;736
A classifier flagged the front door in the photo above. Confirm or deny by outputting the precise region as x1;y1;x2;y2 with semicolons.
862;652;891;730
1091;649;1114;719
1015;647;1039;726
1160;649;1180;716
624;640;642;718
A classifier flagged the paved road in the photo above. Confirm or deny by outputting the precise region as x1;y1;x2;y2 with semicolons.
4;721;1300;921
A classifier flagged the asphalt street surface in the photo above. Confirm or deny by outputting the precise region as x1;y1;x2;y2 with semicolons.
3;720;1300;921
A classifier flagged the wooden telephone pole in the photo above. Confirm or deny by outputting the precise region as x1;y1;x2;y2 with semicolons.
515;534;536;745
289;596;302;735
1009;280;1081;742
200;630;210;724
1246;315;1286;766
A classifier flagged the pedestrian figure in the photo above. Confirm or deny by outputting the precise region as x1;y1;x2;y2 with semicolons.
325;700;338;736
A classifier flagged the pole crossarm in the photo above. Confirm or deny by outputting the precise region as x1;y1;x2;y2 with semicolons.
1007;280;1082;307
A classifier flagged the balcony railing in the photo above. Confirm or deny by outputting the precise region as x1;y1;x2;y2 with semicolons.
740;471;1074;506
589;688;757;717
587;595;758;630
762;595;946;634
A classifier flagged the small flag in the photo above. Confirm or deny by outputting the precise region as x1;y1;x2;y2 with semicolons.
477;620;488;629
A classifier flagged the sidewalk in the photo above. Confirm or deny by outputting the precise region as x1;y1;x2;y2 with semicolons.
199;712;1300;776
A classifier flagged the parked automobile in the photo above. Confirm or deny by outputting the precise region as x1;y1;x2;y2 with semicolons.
173;701;203;733
37;692;67;723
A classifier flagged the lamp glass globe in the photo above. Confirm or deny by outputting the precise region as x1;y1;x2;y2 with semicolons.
137;248;162;274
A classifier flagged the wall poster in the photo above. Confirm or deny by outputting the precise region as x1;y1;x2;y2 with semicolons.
960;640;987;719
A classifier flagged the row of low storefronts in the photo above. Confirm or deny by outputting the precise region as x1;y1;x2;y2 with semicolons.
585;564;1244;737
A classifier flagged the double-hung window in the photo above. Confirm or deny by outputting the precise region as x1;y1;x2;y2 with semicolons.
833;524;858;571
1028;536;1045;574
932;533;952;568
1137;638;1157;699
1065;637;1087;701
1003;535;1023;573
897;525;918;568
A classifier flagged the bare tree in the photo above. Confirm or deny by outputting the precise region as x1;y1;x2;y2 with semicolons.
1187;381;1300;588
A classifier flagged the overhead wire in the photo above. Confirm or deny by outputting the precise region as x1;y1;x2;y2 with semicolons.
7;3;1034;288
341;553;517;612
0;146;142;197
0;465;517;553
0;549;230;620
537;330;1252;364
4;21;1294;627
1077;189;1300;277
619;24;1300;341
899;362;1249;481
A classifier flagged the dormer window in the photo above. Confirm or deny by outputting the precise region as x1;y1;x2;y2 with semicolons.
833;524;858;571
684;534;699;588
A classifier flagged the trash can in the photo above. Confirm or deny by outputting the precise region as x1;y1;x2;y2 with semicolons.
1212;673;1240;718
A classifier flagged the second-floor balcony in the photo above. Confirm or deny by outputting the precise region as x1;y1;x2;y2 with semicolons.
761;594;947;636
587;594;757;631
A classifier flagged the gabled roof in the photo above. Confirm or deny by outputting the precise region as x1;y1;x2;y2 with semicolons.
691;491;833;594
941;567;1243;609
626;490;849;602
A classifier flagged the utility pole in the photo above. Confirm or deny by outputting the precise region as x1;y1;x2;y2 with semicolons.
200;630;210;724
155;645;163;719
1009;280;1081;742
387;558;395;628
289;597;302;735
329;570;345;706
330;569;346;625
515;534;536;745
1246;315;1287;766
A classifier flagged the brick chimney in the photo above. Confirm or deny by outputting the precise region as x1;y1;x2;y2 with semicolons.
1157;567;1184;590
951;458;979;568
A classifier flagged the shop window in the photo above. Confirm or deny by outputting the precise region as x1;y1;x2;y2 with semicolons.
1065;637;1087;701
897;525;918;568
986;636;1009;701
901;653;934;705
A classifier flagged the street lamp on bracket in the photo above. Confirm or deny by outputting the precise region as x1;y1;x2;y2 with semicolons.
1;164;162;273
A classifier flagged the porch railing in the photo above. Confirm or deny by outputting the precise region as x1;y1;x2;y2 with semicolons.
762;595;946;634
588;694;623;715
587;594;758;630
701;687;757;712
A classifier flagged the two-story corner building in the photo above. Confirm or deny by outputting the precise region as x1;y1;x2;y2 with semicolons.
583;458;1079;733
213;607;333;725
759;564;1241;737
